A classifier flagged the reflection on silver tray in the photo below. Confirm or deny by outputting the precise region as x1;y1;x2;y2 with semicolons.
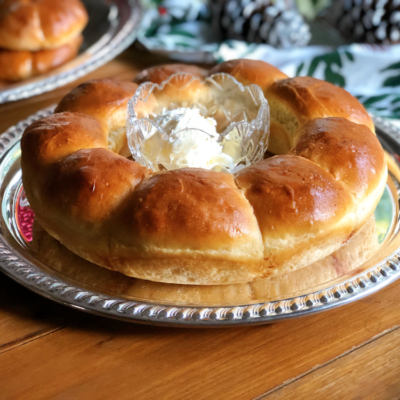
0;0;142;104
0;108;400;326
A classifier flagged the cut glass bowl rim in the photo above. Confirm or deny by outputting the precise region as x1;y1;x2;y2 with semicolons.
126;72;270;171
127;72;269;139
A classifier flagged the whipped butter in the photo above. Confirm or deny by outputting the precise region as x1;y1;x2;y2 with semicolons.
141;108;241;171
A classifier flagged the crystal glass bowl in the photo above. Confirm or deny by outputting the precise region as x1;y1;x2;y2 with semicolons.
127;72;270;173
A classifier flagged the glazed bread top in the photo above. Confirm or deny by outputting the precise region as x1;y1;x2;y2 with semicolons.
20;59;387;285
55;79;139;155
291;118;383;201
209;59;288;92
265;76;375;154
268;76;375;131
0;0;88;51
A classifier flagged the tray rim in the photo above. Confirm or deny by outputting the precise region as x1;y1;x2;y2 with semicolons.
0;108;400;327
0;0;142;104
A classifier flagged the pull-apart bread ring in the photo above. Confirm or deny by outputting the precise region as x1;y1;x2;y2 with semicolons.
21;60;387;285
0;0;88;51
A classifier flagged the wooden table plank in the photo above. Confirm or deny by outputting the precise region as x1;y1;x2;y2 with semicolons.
0;274;67;353
1;277;400;399
263;325;400;400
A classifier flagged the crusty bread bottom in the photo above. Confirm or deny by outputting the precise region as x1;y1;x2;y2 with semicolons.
30;216;379;306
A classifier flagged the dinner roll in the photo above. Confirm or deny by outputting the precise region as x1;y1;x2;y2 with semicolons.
108;168;264;284
55;79;139;156
235;155;356;276
291;117;386;229
0;0;88;51
266;76;375;154
0;35;83;82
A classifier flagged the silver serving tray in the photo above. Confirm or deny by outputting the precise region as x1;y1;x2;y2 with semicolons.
0;108;400;327
0;0;142;104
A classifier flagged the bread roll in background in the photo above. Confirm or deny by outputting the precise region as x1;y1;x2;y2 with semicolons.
0;0;88;51
0;35;83;82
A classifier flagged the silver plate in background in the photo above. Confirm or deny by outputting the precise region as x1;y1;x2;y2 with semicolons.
0;109;400;327
0;0;142;104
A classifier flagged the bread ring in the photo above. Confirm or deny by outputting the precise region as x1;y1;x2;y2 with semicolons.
0;35;83;82
0;0;88;51
21;61;387;285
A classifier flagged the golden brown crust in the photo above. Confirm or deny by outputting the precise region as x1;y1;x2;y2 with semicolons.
0;0;88;51
235;155;357;274
55;79;139;120
266;76;375;154
134;64;207;85
134;66;207;106
236;155;354;236
268;76;375;132
43;148;148;224
56;79;139;155
21;112;108;167
291;118;385;200
0;35;82;82
114;169;263;257
290;117;387;231
208;59;288;92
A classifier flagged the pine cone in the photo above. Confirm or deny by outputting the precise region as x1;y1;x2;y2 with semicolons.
212;0;311;48
326;0;400;44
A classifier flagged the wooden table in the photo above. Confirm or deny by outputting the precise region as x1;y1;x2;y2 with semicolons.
1;48;400;400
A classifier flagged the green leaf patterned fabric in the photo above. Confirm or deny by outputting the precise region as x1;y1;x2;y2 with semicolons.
138;1;400;120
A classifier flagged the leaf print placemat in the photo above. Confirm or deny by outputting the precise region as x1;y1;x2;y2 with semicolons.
138;1;400;121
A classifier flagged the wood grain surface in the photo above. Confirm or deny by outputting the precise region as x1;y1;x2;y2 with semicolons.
264;327;400;400
0;48;399;399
